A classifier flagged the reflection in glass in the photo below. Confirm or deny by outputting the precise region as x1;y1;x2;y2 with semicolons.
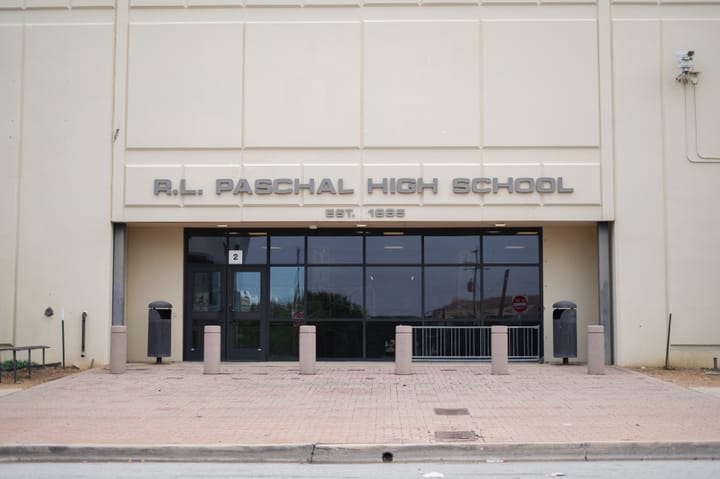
232;272;261;312
424;267;480;320
366;235;421;264
228;236;268;264
233;320;260;348
192;272;222;312
307;236;362;264
271;236;305;264
270;321;299;359
188;237;226;264
314;321;363;358
366;267;421;319
307;267;363;319
424;236;481;264
270;267;305;320
483;235;539;264
482;266;540;321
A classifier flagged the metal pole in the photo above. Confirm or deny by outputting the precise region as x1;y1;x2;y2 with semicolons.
664;308;673;369
81;311;87;358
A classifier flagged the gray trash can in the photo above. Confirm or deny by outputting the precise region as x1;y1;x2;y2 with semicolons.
148;301;172;363
552;300;577;365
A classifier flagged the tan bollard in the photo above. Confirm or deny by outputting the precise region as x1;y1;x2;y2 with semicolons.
204;325;221;375
110;325;127;374
299;325;316;375
395;325;413;375
491;325;509;375
587;325;605;375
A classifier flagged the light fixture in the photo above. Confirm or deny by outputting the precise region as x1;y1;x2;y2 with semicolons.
494;223;506;228
356;224;367;227
309;225;318;230
217;224;228;228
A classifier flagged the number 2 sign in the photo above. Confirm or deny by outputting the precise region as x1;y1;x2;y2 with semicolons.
228;250;243;265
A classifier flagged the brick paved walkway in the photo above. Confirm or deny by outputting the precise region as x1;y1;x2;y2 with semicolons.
1;362;719;446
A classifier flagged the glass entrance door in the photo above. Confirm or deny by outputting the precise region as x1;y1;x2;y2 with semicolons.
227;268;267;360
185;265;268;361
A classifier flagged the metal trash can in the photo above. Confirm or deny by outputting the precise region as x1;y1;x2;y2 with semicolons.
552;300;577;364
148;301;172;363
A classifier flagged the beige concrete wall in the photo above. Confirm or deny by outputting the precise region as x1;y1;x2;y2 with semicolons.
0;24;22;346
126;227;184;363
0;6;115;365
612;7;720;367
114;2;609;224
543;224;599;363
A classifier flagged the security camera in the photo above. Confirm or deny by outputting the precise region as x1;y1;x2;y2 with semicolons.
676;50;695;73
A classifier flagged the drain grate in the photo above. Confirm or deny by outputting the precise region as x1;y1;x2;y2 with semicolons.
434;430;477;441
434;408;470;416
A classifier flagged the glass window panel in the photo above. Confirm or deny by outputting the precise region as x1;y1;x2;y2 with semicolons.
228;236;268;264
366;267;421;319
483;235;539;264
482;266;540;321
313;321;363;358
270;266;305;320
366;235;421;264
269;322;299;359
188;237;226;264
192;271;222;312
232;320;260;348
424;236;481;264
424;266;480;320
307;236;362;264
307;267;363;319
270;236;305;264
231;271;261;312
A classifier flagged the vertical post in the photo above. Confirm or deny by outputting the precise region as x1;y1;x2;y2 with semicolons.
204;325;221;374
112;223;126;327
110;224;127;375
395;325;412;375
299;325;316;375
597;222;614;364
587;325;605;375
491;325;509;375
109;325;127;374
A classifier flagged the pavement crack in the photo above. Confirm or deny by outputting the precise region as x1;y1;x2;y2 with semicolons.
309;443;317;464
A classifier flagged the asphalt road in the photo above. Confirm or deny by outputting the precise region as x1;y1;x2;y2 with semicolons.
1;461;719;479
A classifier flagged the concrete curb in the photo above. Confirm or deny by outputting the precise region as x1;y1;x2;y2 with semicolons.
1;441;719;463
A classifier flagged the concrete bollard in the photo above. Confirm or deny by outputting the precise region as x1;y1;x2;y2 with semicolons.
204;325;221;375
395;325;413;375
299;325;316;375
587;325;605;375
110;325;127;374
491;325;509;375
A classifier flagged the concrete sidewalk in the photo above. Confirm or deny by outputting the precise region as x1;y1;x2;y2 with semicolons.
1;362;719;462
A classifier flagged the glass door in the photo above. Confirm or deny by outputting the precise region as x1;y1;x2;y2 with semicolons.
227;267;267;360
185;266;225;361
